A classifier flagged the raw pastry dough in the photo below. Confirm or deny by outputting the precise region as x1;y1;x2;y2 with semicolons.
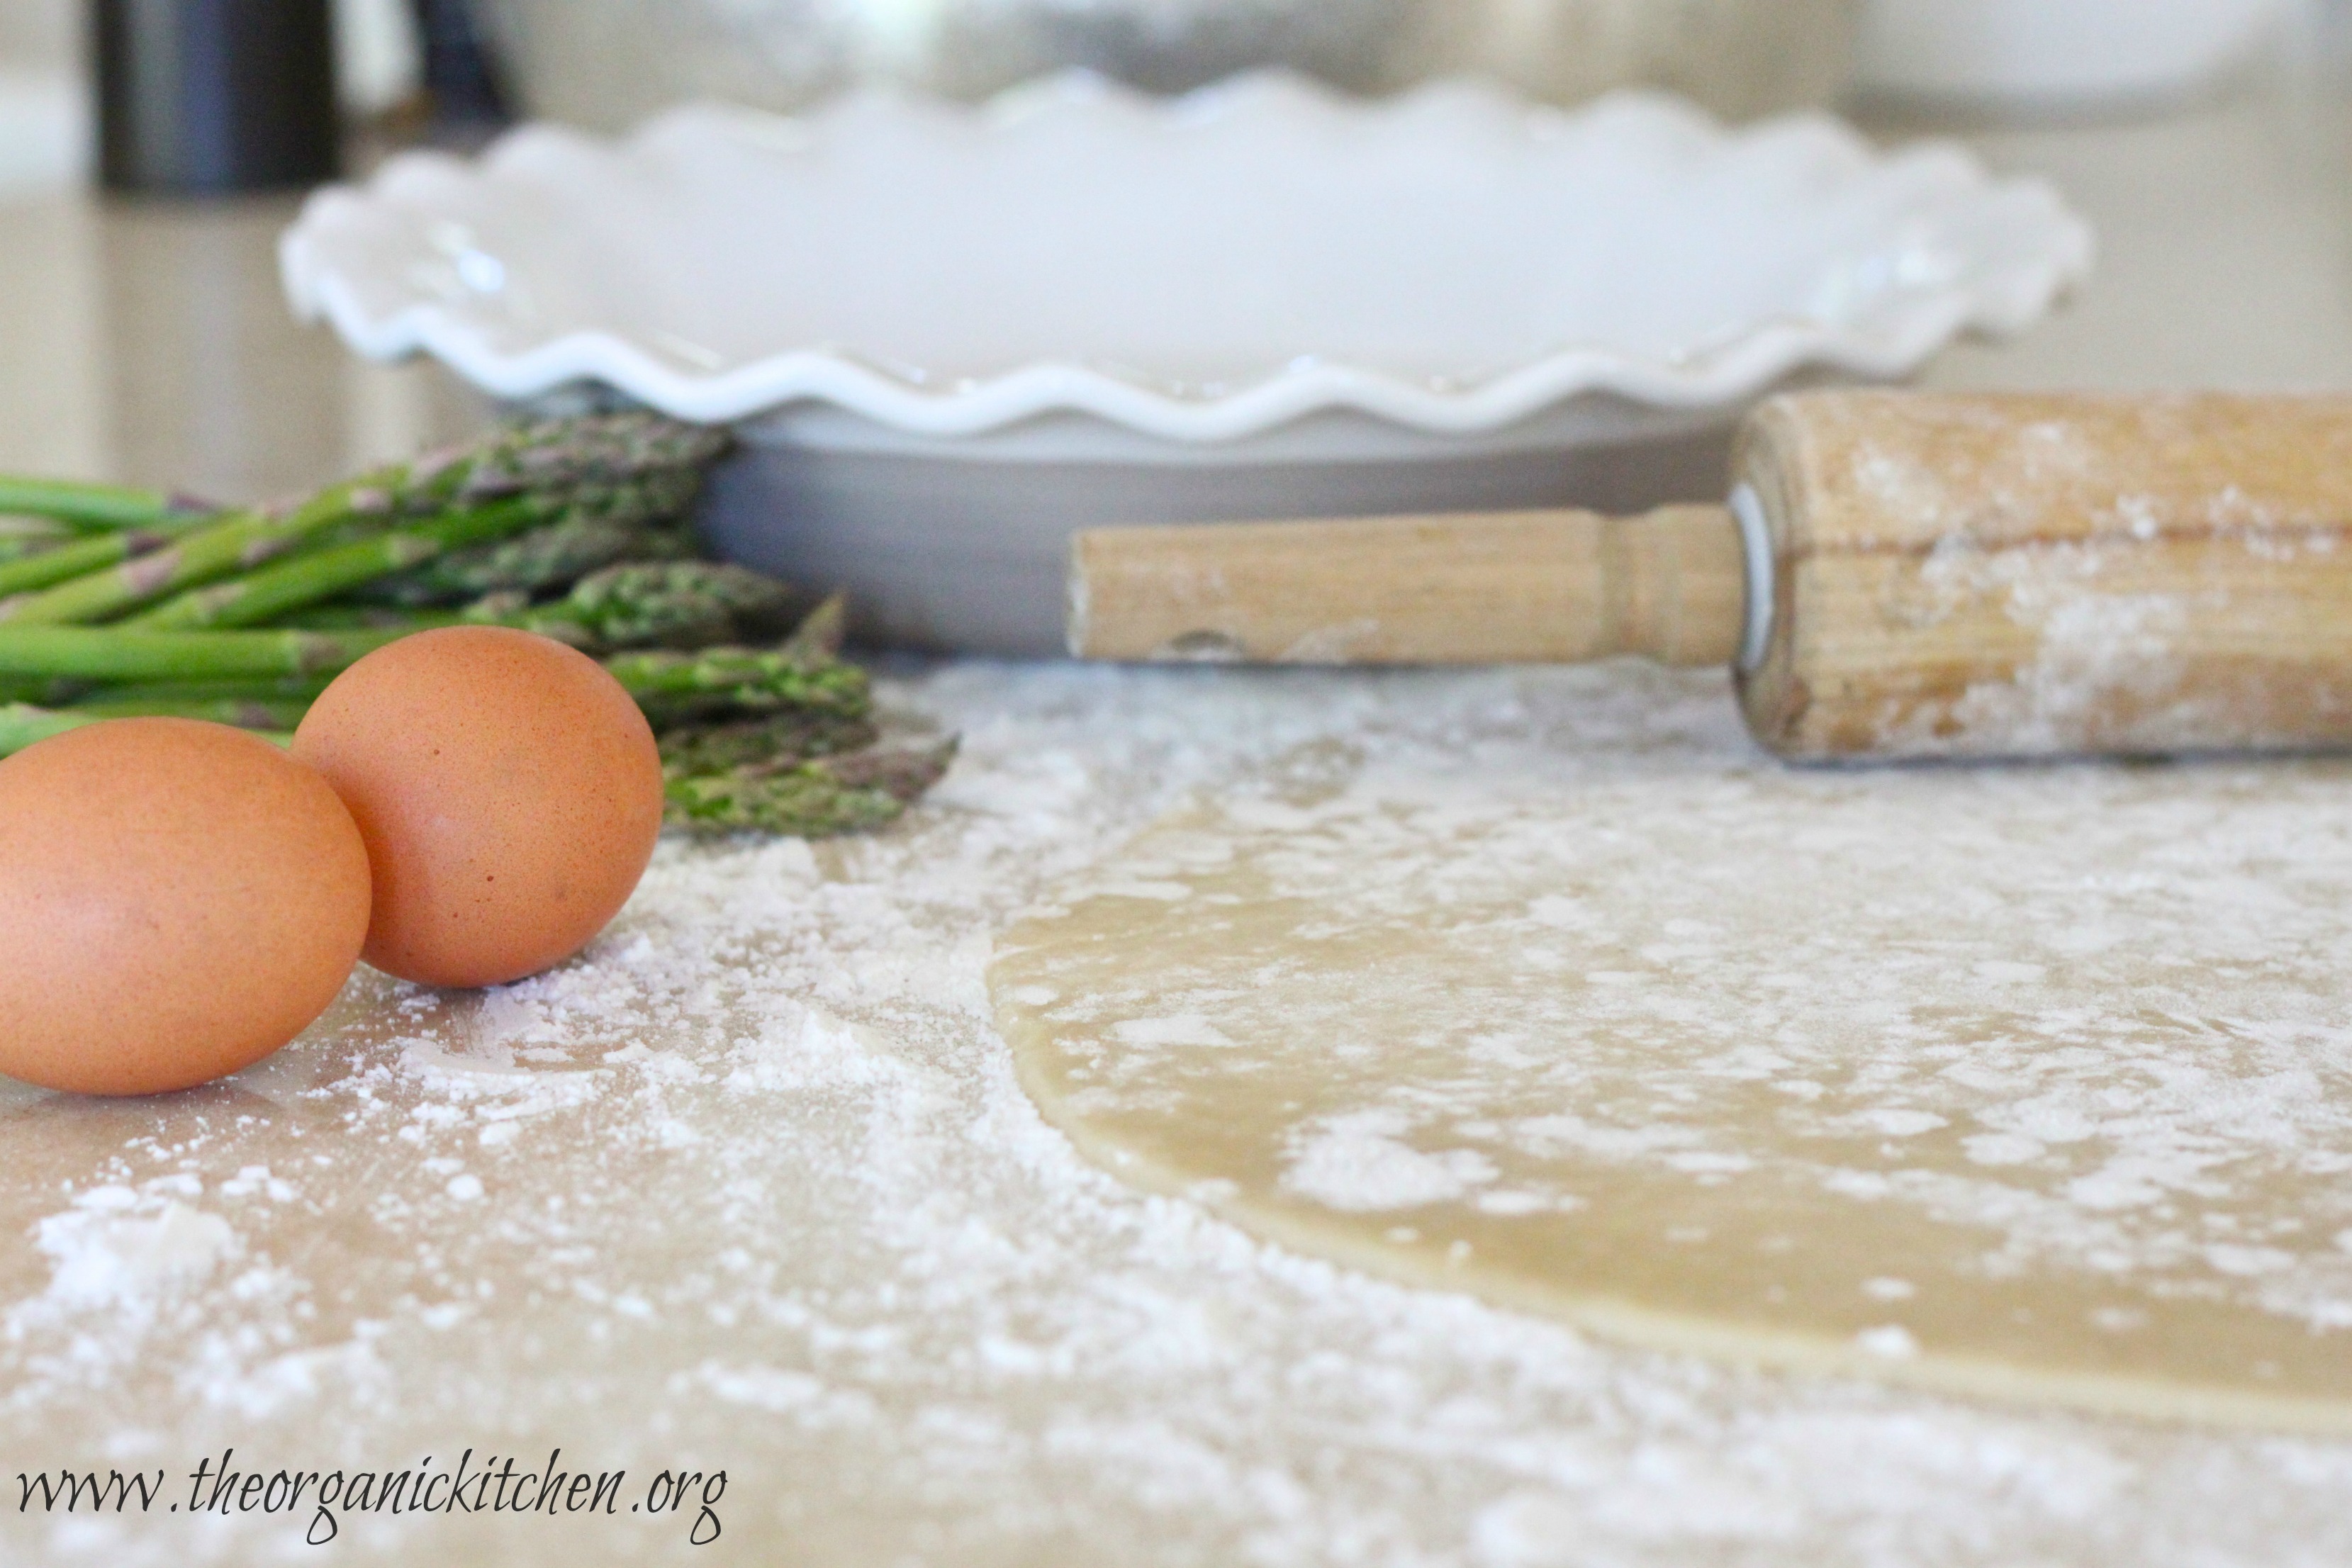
992;743;2352;1430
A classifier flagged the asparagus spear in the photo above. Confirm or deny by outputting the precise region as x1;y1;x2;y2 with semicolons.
0;635;946;842
605;644;871;723
0;482;399;627
0;625;868;719
424;413;729;508
280;562;805;651
504;561;804;649
0;693;944;838
0;532;66;561
0;477;211;533
663;739;958;838
116;453;712;632
612;597;858;717
252;605;471;635
778;593;848;661
358;486;702;606
0;702;296;758
0;515;217;600
55;676;336;707
0;627;408;682
657;707;943;833
125;498;547;630
0;702;100;754
67;695;311;730
0;413;729;627
26;603;849;720
654;708;879;772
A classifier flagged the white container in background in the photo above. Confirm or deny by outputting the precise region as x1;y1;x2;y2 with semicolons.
335;0;422;117
1857;0;2291;107
0;69;84;198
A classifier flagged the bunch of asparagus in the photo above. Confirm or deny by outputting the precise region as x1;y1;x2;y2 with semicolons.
0;415;953;838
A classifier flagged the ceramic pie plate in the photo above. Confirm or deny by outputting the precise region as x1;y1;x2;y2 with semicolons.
283;72;2093;654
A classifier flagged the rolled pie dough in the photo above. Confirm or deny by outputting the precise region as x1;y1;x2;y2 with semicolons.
990;744;2352;1430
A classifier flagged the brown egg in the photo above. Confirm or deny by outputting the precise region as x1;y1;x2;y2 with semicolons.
0;719;371;1096
292;627;666;990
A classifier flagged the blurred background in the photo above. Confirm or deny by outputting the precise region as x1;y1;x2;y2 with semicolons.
0;0;2333;174
0;0;2346;509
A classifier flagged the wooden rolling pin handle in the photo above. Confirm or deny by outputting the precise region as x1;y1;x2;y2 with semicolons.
1068;505;1749;669
1067;393;2352;760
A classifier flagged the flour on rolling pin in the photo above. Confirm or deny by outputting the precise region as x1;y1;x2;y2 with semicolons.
1071;392;2352;762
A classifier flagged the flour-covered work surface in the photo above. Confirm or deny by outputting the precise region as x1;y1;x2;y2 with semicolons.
4;662;2351;1566
994;691;2352;1430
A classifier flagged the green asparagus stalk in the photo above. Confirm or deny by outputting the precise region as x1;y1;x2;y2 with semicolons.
0;702;101;754
653;708;878;772
254;605;469;634
663;738;958;838
498;561;803;649
0;477;211;533
778;593;848;661
0;413;729;627
277;562;802;651
12;688;875;756
66;696;310;730
419;413;729;509
0;484;391;626
0;532;66;560
0;692;948;840
0;702;293;758
57;676;337;707
1;666;946;843
604;644;871;722
121;466;713;633
0;626;408;682
0;625;866;719
358;483;702;607
0;515;218;600
125;498;547;630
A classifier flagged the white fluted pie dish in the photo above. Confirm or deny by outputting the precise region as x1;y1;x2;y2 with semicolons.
283;72;2092;653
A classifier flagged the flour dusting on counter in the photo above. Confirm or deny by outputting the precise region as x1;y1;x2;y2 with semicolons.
2;661;2350;1564
992;696;2352;1424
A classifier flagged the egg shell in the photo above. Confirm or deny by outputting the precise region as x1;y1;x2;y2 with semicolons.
292;627;666;990
0;719;372;1097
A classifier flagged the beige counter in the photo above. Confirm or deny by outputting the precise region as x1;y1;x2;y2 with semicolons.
1;72;2349;1568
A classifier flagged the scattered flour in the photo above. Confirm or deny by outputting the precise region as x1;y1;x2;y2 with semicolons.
29;1196;240;1313
1284;1113;1499;1213
0;661;2345;1565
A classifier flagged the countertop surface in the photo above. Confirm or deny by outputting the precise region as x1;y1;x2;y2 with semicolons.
1;69;2351;1567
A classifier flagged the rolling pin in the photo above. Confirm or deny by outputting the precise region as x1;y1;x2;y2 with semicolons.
1068;391;2352;761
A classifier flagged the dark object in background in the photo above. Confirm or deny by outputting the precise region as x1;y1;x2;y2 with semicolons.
412;0;511;137
94;0;342;194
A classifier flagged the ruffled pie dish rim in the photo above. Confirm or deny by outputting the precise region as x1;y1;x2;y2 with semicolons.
281;72;2096;444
